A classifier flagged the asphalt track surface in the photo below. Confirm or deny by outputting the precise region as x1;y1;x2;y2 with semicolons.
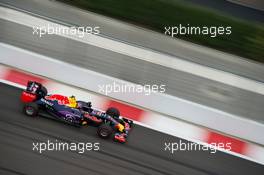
0;83;264;175
1;19;264;123
1;0;264;83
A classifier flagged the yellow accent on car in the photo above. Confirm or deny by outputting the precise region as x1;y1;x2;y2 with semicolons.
68;96;77;108
117;123;125;132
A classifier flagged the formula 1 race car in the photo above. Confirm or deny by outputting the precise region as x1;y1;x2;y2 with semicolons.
20;81;133;143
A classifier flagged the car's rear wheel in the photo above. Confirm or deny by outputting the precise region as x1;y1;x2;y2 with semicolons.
23;103;39;117
97;124;113;139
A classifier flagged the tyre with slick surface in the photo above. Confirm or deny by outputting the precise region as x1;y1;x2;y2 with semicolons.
23;102;39;117
97;123;113;139
106;107;120;118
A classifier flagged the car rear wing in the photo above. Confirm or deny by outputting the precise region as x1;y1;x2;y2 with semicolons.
26;81;42;94
21;81;48;103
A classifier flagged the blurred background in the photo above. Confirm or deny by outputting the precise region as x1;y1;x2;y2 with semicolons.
59;0;264;62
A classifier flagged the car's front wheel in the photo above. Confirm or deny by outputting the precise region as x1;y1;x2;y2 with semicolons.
97;124;113;139
23;103;39;117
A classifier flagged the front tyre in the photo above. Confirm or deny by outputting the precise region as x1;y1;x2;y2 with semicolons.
23;103;39;117
106;107;120;118
97;124;113;139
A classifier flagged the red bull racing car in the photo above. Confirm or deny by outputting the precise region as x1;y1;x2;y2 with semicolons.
21;81;133;143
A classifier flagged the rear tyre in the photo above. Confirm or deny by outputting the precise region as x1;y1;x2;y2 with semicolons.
97;124;113;139
23;103;39;117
